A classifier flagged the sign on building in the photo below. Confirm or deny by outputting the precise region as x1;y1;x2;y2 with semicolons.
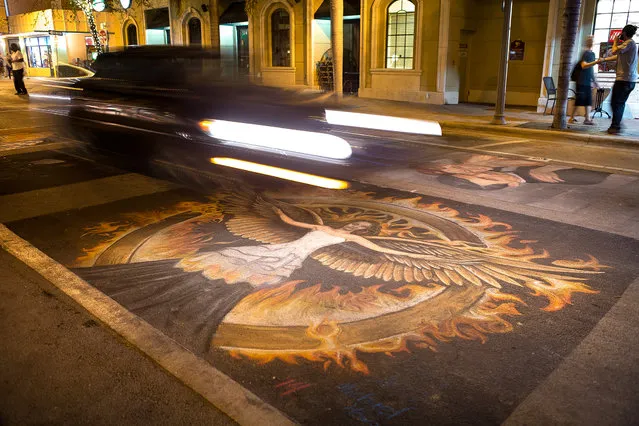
98;29;109;46
608;29;623;42
509;39;525;61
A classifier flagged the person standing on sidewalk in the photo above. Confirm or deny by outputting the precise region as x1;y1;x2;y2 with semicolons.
600;24;637;134
4;53;12;80
569;36;602;125
9;44;28;95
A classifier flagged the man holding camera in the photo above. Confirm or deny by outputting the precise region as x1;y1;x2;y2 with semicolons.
600;24;638;134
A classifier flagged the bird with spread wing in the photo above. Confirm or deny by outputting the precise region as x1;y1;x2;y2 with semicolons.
176;191;598;288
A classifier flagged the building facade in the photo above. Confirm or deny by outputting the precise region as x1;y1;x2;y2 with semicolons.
1;0;637;116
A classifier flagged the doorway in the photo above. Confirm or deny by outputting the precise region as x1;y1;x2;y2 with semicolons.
188;18;202;45
145;8;171;45
343;18;360;93
313;0;361;94
236;25;249;75
126;24;138;46
219;1;249;78
458;30;473;103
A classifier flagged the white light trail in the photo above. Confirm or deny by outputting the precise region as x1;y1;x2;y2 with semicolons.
27;93;71;101
325;110;442;136
199;119;352;160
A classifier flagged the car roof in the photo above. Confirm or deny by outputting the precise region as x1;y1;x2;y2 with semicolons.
98;45;221;60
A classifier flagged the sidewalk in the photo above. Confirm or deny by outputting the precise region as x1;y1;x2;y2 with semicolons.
337;95;639;147
3;78;637;147
0;248;235;425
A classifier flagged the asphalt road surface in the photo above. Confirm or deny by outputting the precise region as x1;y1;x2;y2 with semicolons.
1;86;639;425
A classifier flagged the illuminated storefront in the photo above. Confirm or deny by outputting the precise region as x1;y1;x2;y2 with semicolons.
25;35;53;75
3;0;631;116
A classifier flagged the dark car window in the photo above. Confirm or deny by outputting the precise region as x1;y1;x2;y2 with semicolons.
92;53;222;88
56;64;89;78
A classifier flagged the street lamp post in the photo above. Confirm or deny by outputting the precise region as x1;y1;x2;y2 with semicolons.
492;0;513;125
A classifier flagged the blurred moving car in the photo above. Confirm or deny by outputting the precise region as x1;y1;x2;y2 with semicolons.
62;46;355;186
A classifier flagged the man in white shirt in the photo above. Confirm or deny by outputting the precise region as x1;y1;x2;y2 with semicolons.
9;43;28;95
600;24;638;134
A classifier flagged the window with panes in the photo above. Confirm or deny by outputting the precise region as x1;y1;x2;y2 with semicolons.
271;9;291;67
25;36;52;68
386;0;415;69
593;0;639;72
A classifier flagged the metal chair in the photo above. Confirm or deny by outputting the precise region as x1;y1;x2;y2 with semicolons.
542;76;576;115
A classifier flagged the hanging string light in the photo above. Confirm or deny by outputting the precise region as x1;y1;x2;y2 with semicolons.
75;0;104;55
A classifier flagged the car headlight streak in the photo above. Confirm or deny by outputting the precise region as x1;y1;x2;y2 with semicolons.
199;119;352;160
325;110;442;136
28;93;72;101
210;158;350;189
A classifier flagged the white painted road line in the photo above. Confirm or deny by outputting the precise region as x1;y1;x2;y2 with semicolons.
0;225;295;426
0;174;179;223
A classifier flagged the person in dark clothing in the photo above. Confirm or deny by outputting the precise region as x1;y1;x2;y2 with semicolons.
569;36;602;125
9;43;28;95
4;53;12;79
600;24;638;134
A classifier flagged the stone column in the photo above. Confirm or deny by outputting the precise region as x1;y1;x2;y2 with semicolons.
331;0;344;97
436;0;450;103
209;0;221;53
248;11;257;82
537;0;559;112
168;0;180;45
305;0;313;86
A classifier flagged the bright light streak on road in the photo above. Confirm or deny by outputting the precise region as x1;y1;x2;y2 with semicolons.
199;119;352;160
325;110;442;136
27;93;72;101
210;157;350;189
41;84;84;91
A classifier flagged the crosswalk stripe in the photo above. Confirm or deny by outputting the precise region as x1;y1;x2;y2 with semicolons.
0;142;76;156
0;173;179;223
0;131;56;143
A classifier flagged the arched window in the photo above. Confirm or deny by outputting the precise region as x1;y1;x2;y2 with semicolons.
386;0;415;69
126;23;138;46
271;8;291;67
188;17;202;45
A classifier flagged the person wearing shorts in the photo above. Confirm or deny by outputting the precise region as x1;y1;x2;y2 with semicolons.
569;36;602;125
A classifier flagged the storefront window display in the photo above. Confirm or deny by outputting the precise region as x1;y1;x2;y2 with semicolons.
25;36;52;68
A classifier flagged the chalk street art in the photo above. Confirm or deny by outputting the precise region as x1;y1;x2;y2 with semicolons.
71;187;604;374
416;154;610;190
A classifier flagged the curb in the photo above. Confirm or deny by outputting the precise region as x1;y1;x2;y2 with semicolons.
0;225;295;426
336;98;639;150
439;120;639;149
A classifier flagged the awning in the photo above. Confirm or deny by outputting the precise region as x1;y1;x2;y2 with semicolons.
220;2;248;25
314;0;360;19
